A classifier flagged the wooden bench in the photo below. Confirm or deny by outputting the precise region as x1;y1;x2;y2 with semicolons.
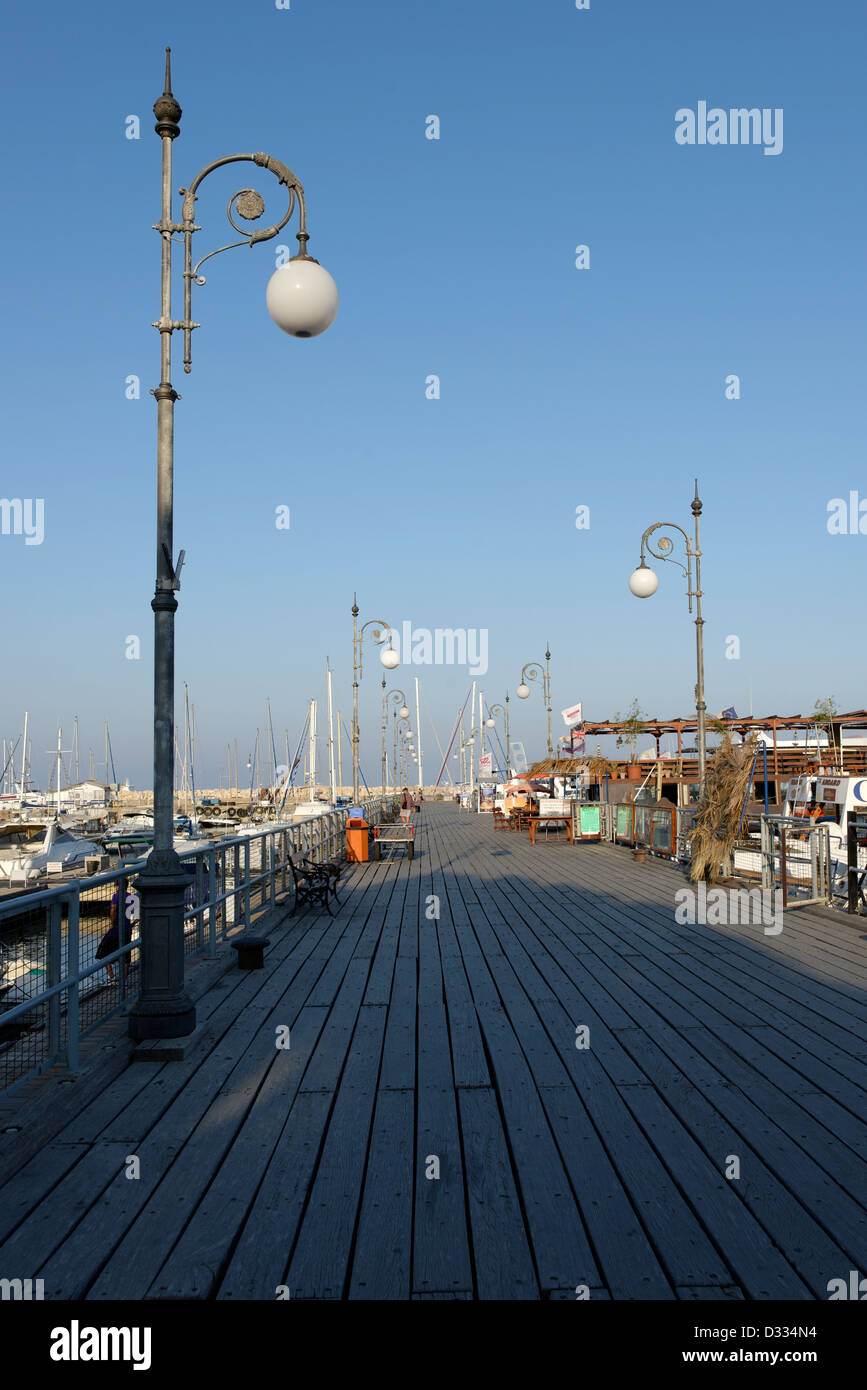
528;815;573;846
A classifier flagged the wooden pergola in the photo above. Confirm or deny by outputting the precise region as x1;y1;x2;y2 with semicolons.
538;710;867;783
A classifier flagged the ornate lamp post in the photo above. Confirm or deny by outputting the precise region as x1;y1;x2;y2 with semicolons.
392;706;410;787
516;647;553;756
486;694;511;779
130;51;338;1041
352;596;398;802
628;481;706;796
383;686;409;791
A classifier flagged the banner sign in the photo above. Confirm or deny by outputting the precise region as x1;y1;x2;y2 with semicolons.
478;754;492;778
561;701;583;727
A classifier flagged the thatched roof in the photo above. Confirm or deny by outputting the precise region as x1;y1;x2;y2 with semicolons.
527;756;617;777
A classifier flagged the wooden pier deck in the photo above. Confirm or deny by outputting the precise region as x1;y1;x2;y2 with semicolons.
1;801;866;1301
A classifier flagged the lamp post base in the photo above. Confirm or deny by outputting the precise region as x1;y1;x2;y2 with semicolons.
128;997;196;1040
128;865;197;1040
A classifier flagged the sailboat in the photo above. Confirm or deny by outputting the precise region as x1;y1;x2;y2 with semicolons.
293;663;340;819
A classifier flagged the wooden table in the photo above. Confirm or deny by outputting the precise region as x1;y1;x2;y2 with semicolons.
528;815;573;845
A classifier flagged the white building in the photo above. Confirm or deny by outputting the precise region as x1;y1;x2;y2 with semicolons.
58;780;112;808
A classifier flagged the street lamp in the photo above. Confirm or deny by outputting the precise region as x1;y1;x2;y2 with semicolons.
352;595;398;802
516;647;553;756
628;480;706;795
130;51;337;1041
382;685;409;792
392;704;411;787
487;694;511;779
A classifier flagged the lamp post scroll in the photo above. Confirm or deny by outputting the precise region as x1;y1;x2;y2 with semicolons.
628;481;706;795
516;647;553;757
486;694;511;780
352;596;398;801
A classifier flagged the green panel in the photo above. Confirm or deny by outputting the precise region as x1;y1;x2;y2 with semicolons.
616;805;631;836
579;806;600;834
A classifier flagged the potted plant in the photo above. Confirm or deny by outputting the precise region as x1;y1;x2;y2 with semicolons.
812;696;839;767
615;699;647;780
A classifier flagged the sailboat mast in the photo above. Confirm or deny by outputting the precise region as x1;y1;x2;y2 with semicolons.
336;710;342;794
73;715;80;785
415;676;423;790
327;661;336;803
19;711;28;808
309;699;317;794
265;698;275;794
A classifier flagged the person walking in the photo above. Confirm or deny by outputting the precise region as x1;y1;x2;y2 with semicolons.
400;786;415;825
96;881;140;984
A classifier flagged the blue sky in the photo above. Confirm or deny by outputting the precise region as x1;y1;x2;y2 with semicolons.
1;0;864;789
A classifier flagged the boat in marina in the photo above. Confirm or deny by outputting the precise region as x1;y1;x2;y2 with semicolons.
732;772;867;894
0;820;106;888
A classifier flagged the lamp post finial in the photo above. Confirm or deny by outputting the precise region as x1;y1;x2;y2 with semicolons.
154;46;182;137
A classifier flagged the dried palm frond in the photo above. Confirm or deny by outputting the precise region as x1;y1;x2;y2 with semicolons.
690;733;758;883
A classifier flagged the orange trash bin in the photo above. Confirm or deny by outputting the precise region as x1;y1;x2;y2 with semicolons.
346;817;369;863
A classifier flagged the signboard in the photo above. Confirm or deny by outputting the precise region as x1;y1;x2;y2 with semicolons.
478;754;492;779
569;727;586;755
561;701;583;728
579;806;601;835
510;742;528;774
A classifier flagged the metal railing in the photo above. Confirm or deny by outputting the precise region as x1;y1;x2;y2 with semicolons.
759;816;832;909
0;797;387;1094
607;801;697;861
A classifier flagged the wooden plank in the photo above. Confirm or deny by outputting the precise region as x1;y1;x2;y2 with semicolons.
348;1088;414;1300
378;954;416;1092
619;1083;813;1299
458;1087;538;1299
146;1004;330;1299
472;1003;601;1292
43;917;363;1297
0;1141;98;1247
0;1141;131;1276
285;1004;389;1298
537;1085;675;1299
413;1000;473;1296
216;1090;334;1299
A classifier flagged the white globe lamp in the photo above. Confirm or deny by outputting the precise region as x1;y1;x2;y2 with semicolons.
380;646;399;670
629;564;658;598
266;257;339;338
516;683;530;700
